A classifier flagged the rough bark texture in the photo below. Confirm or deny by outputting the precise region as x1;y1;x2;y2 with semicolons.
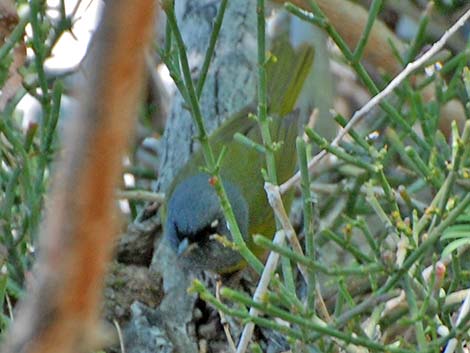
156;0;257;192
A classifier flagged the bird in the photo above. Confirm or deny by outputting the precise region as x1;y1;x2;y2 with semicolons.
164;40;314;273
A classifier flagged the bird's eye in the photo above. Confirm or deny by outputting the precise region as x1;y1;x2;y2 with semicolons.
210;219;219;229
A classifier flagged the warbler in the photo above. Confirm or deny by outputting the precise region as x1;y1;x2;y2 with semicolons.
164;41;314;273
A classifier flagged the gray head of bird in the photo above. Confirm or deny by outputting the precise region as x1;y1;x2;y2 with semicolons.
165;173;249;271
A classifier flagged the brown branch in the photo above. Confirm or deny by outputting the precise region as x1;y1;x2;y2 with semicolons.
272;0;405;74
0;2;156;353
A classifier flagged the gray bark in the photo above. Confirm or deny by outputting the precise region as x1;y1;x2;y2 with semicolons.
156;0;258;192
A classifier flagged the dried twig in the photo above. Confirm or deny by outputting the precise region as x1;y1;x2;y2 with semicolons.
236;230;287;353
443;289;470;353
216;279;236;353
116;190;165;203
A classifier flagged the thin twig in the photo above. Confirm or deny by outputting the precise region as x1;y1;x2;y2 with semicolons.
116;190;165;203
446;289;470;307
236;230;286;353
315;283;331;322
265;183;307;281
236;184;311;353
5;293;13;321
280;6;470;194
443;289;470;353
216;279;236;353
113;319;126;353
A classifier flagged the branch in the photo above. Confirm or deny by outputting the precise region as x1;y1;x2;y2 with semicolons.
0;2;156;353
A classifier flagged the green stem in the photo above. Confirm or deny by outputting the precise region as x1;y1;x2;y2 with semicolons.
403;275;427;349
297;137;316;314
322;229;374;263
254;235;383;276
0;16;28;61
352;0;382;62
222;287;413;353
191;280;303;340
29;0;51;111
196;0;229;98
305;128;377;173
381;193;470;294
256;0;277;184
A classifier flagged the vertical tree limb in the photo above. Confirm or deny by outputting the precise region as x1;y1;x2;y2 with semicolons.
0;2;156;353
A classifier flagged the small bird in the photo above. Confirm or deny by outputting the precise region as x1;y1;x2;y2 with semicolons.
165;41;314;273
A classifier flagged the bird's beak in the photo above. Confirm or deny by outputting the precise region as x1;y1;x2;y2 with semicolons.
177;238;190;255
177;238;200;256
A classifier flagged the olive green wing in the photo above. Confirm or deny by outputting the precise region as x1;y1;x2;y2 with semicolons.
267;41;315;116
166;39;314;245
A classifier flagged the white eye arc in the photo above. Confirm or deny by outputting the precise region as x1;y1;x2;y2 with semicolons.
210;219;219;229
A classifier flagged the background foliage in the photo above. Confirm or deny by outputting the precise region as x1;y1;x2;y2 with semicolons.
2;1;470;352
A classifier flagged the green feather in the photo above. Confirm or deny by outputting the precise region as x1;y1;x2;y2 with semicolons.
267;40;315;116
